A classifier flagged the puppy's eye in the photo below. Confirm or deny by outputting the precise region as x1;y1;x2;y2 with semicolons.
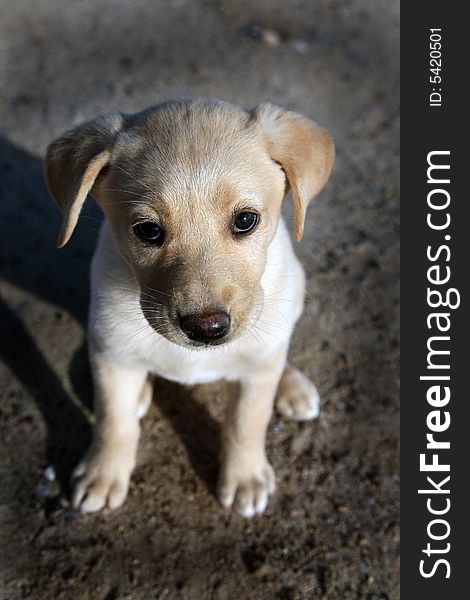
133;221;164;246
232;210;259;235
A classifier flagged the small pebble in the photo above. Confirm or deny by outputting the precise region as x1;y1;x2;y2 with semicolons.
262;29;281;48
43;466;56;482
292;39;309;54
245;24;263;40
245;24;281;48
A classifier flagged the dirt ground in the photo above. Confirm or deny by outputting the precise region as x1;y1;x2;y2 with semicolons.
0;1;399;598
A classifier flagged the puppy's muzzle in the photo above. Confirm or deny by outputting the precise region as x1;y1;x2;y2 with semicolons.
179;310;231;344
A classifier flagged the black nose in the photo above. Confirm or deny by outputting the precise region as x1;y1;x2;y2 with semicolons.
179;310;231;343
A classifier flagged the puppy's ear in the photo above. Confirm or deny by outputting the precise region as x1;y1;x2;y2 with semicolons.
252;103;334;241
44;113;123;248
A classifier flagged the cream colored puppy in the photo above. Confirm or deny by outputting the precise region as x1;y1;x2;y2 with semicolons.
44;99;334;518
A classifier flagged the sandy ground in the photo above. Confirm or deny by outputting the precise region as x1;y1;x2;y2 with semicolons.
0;1;399;598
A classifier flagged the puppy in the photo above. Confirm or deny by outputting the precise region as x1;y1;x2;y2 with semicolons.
44;99;334;518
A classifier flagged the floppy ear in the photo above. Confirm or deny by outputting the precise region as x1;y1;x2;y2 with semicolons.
44;113;123;248
251;103;334;241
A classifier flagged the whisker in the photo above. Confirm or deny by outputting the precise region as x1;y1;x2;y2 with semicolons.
131;326;161;347
256;318;289;333
109;314;147;331
264;305;291;329
251;324;282;344
114;287;160;303
263;283;295;299
99;187;155;201
80;215;103;223
246;324;267;349
124;323;155;344
113;164;155;193
144;285;172;298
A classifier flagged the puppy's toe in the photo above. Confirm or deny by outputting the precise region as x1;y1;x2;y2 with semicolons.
78;479;110;513
276;366;320;421
71;455;131;513
234;485;258;518
108;480;129;510
218;461;275;518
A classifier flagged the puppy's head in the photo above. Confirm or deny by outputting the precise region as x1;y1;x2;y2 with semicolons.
45;99;333;348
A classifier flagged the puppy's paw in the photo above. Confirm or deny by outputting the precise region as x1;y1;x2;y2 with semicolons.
218;458;275;518
276;366;320;421
72;449;134;513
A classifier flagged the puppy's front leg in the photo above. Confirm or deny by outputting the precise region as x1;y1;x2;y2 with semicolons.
72;345;148;513
218;349;286;518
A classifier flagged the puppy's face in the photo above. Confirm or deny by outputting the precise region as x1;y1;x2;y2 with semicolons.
100;111;286;347
45;100;334;348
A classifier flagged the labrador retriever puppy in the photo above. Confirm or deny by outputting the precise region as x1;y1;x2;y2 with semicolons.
44;99;334;518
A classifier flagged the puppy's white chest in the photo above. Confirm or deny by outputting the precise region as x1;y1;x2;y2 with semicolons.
147;348;239;385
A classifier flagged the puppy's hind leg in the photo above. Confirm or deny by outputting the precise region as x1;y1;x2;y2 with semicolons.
275;364;320;421
72;345;148;513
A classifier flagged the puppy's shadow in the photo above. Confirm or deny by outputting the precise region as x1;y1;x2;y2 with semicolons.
151;377;224;495
0;299;91;489
69;340;94;414
0;137;98;490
